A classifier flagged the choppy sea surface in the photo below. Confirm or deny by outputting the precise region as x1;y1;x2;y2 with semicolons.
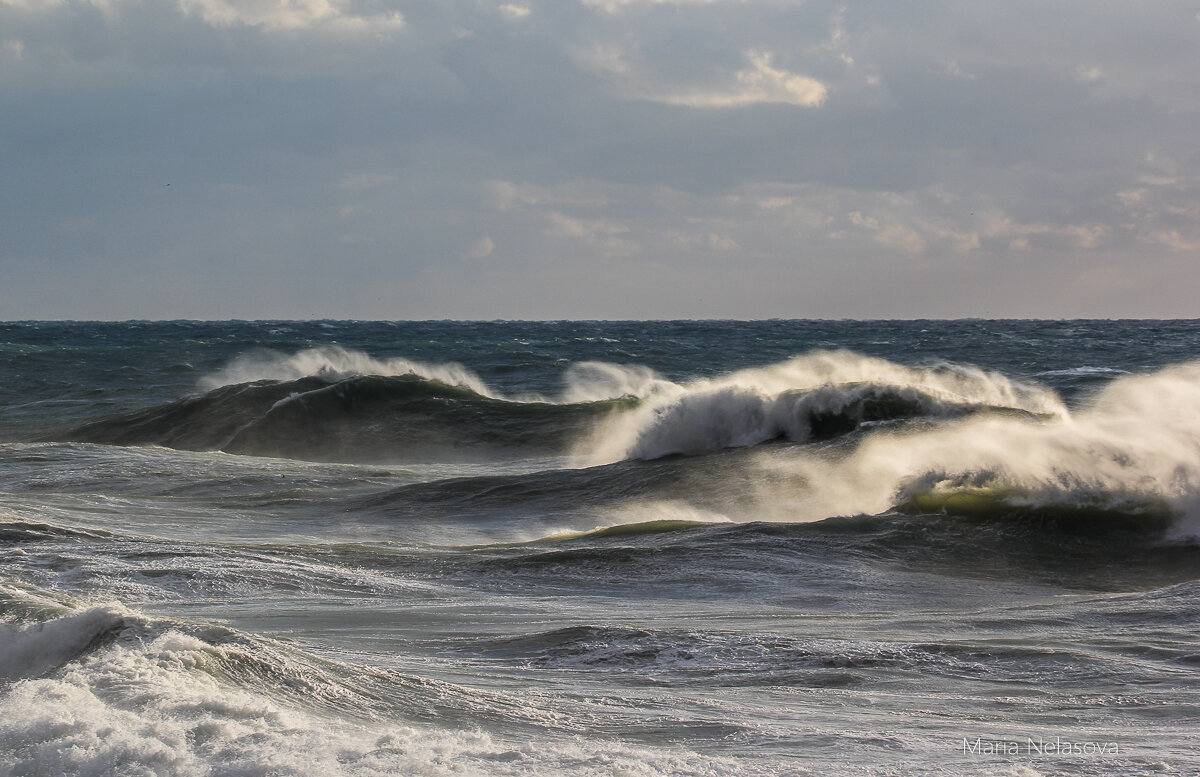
1;319;1199;776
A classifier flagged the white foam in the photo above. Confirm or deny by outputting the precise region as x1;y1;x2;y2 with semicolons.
0;604;130;681
0;611;769;777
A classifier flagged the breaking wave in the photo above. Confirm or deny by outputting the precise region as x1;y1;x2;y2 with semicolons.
198;346;496;397
55;342;1200;539
0;597;759;777
61;348;1066;465
748;362;1200;538
580;350;1065;462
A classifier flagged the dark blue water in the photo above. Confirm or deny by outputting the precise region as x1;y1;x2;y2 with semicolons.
1;320;1198;776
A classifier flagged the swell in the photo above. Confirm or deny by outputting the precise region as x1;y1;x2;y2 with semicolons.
348;457;706;518
60;374;616;463
465;509;1200;595
469;624;1127;683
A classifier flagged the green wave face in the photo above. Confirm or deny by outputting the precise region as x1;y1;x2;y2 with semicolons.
897;480;1174;532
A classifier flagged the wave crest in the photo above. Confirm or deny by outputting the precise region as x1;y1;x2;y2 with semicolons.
752;362;1200;536
199;346;495;398
580;350;1065;462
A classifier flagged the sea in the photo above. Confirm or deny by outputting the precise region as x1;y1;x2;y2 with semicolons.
1;319;1198;776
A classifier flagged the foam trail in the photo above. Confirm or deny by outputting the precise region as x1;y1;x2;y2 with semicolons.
199;346;496;398
752;362;1200;530
579;350;1066;464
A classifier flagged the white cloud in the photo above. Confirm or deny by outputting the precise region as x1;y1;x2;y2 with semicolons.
498;3;530;20
572;44;633;78
659;51;828;108
1145;230;1200;251
177;0;405;34
486;181;610;211
978;216;1112;251
940;60;975;80
544;211;630;251
340;173;398;192
1117;171;1200;251
849;210;927;254
581;0;721;14
463;236;495;260
668;230;738;251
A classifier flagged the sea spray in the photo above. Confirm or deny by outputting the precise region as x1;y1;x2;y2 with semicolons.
747;362;1200;527
199;346;497;398
578;350;1067;464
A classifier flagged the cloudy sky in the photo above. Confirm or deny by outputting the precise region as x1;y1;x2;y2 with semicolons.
2;0;1198;319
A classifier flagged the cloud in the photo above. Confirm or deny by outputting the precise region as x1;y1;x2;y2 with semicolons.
463;236;495;260
177;0;405;34
498;4;531;20
2;0;1199;319
340;173;399;192
544;211;631;253
581;0;722;13
659;50;828;108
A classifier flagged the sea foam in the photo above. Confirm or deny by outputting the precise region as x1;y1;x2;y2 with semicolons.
0;603;132;682
0;606;761;777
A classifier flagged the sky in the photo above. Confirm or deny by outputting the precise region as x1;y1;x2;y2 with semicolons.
1;0;1198;320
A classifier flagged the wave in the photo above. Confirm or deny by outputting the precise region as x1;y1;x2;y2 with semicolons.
579;350;1065;462
466;505;1200;596
198;345;497;398
896;482;1173;531
61;374;609;463
0;597;757;777
61;347;1066;466
472;624;1116;684
748;362;1200;539
53;348;1200;545
0;605;123;682
0;517;113;544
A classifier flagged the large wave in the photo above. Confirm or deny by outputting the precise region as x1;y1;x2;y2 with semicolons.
59;344;1200;538
70;347;1048;464
578;350;1066;463
740;362;1200;537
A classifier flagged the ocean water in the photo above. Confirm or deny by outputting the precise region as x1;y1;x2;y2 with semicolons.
1;319;1198;776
